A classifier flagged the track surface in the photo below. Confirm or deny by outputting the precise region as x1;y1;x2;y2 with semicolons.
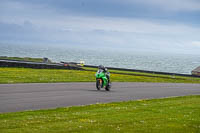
0;82;200;113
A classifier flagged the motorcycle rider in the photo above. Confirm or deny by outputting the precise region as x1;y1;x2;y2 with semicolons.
98;65;110;84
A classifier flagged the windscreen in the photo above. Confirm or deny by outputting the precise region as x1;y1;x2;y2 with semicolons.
97;69;104;73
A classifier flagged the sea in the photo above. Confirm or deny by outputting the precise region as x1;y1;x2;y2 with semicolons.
1;44;200;74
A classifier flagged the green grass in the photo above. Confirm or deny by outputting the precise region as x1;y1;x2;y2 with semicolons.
0;95;200;133
0;56;45;62
1;67;200;84
0;67;95;83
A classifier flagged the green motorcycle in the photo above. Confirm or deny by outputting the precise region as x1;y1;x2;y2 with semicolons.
95;69;111;91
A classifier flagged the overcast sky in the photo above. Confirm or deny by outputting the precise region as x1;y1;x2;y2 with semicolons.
1;0;200;54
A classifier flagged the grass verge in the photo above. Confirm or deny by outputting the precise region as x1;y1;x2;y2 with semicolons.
1;67;200;84
0;95;200;133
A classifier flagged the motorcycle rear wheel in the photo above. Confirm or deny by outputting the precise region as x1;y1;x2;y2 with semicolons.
105;83;111;91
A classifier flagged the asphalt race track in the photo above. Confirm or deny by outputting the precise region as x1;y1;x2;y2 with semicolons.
0;82;200;113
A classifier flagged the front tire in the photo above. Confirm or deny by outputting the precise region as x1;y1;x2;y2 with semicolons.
96;80;101;90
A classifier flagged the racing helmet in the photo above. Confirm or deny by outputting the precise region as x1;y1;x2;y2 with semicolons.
98;65;105;70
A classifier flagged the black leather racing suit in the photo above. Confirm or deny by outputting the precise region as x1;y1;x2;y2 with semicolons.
103;68;110;84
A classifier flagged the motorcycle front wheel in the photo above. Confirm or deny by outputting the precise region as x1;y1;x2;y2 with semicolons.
96;80;101;90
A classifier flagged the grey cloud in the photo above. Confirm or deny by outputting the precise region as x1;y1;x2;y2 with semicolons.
0;0;200;54
116;0;200;11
